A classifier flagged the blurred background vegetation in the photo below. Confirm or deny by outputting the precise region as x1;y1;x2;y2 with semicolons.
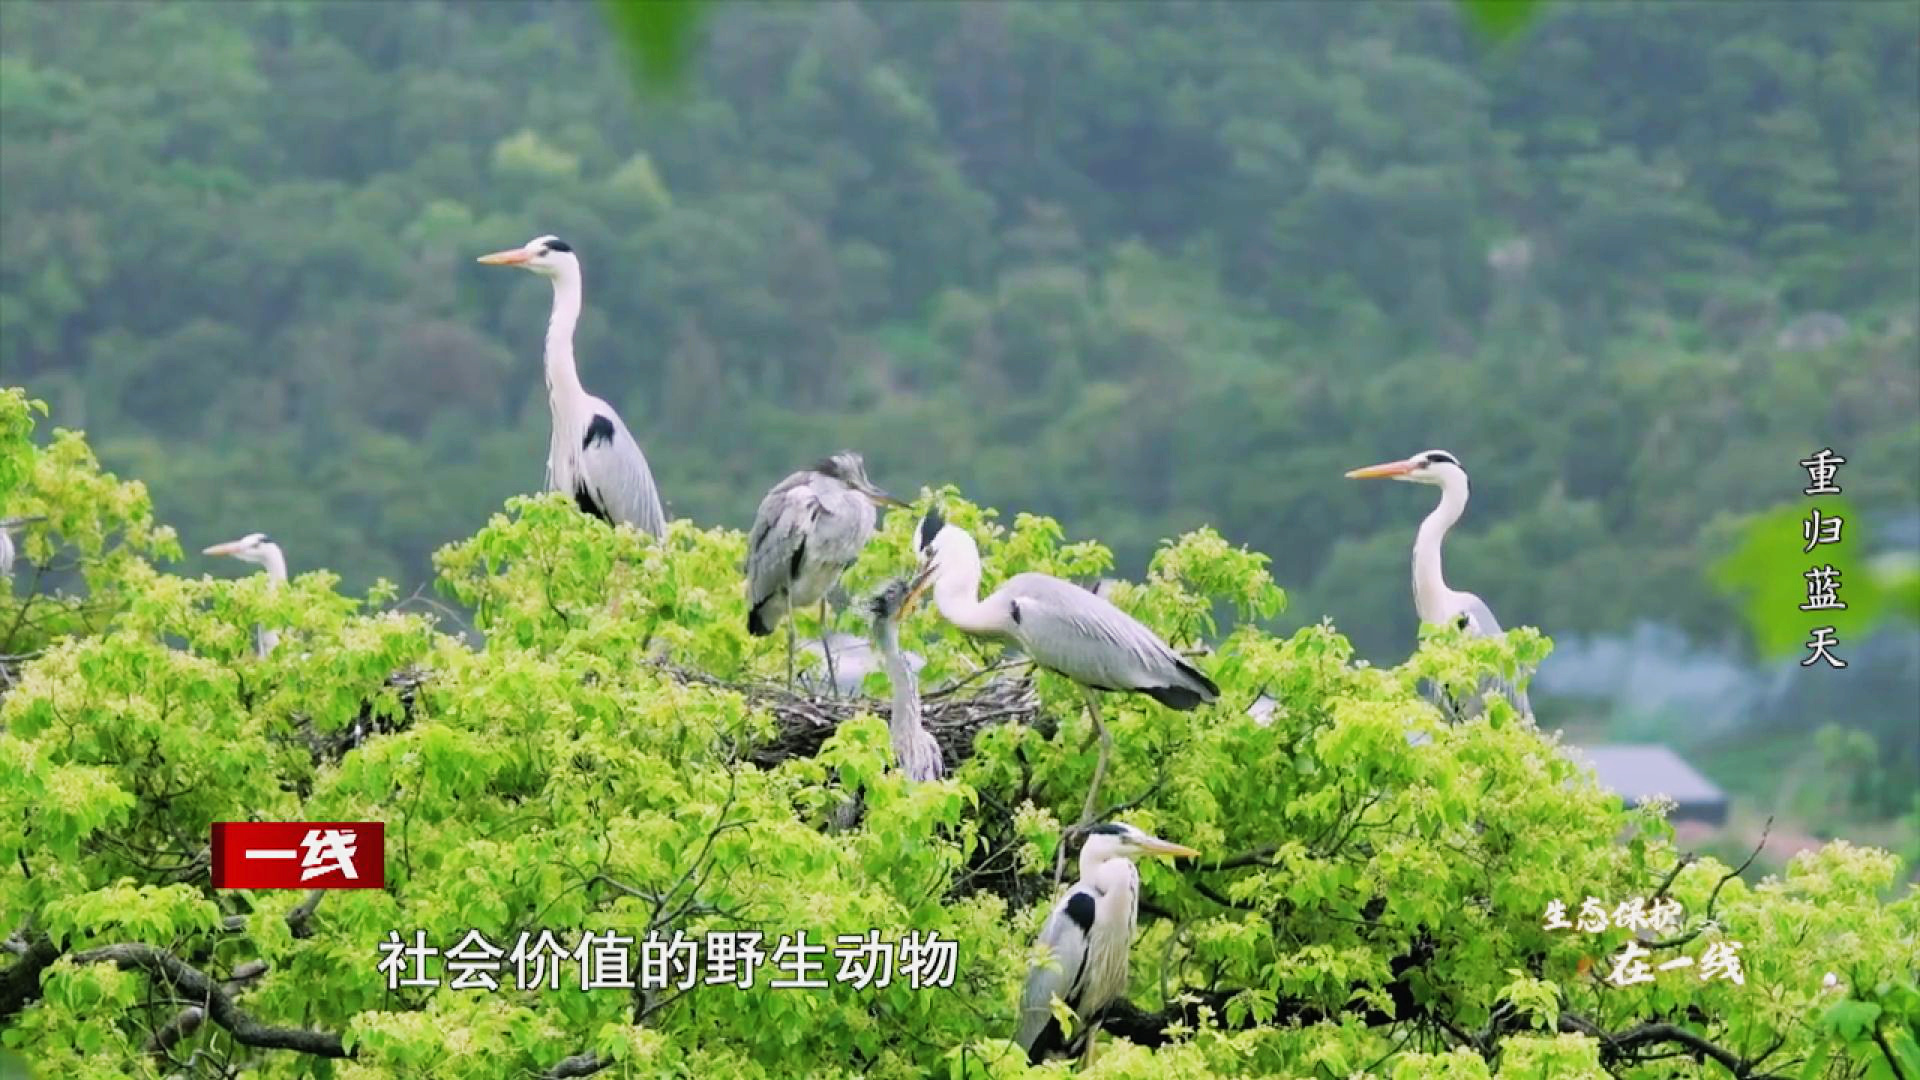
2;0;1916;861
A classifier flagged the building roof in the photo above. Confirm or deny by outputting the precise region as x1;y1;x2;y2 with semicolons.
1568;743;1728;810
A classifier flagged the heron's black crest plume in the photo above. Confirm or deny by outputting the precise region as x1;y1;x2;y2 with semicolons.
868;578;909;621
543;238;572;253
1424;450;1461;468
810;450;868;485
916;506;946;552
1081;822;1129;836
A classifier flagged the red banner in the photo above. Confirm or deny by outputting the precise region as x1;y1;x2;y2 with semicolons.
211;822;385;889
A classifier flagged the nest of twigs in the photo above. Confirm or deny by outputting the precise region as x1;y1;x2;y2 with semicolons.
650;661;1050;771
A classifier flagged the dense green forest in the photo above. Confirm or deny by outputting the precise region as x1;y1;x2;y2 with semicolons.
2;3;1917;821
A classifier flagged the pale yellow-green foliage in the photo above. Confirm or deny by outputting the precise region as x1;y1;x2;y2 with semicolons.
2;396;1915;1079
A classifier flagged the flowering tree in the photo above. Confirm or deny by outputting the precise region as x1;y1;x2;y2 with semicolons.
3;390;1915;1078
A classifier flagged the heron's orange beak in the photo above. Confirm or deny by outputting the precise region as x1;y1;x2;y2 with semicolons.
202;541;244;557
476;248;533;266
1345;458;1418;479
866;487;909;509
901;563;936;616
1141;837;1201;860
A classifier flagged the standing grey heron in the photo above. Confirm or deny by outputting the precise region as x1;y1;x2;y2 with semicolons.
1346;449;1534;720
0;516;44;581
903;507;1219;824
1015;822;1199;1065
869;577;943;783
478;235;667;537
203;532;288;658
745;451;904;691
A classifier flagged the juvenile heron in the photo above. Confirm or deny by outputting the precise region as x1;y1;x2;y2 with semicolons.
745;451;904;690
478;235;667;536
1015;822;1199;1065
1346;449;1534;720
869;577;943;783
904;507;1219;824
203;532;288;658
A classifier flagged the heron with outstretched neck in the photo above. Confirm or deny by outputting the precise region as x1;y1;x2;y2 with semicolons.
868;577;943;783
203;532;288;658
1346;449;1533;720
478;235;667;537
903;507;1218;824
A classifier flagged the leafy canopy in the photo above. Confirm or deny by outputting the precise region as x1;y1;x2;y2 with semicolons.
3;401;1915;1079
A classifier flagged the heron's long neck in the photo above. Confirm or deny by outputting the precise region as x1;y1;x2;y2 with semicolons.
1412;479;1466;623
544;270;586;408
878;627;922;734
261;546;288;586
930;541;1000;637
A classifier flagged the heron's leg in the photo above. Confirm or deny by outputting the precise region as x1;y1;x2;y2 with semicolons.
1080;1022;1101;1068
785;617;797;691
1077;688;1112;827
820;597;839;699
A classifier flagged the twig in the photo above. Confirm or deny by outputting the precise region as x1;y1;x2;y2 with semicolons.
1649;853;1696;903
1646;817;1770;950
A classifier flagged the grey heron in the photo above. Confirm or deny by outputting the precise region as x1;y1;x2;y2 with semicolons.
478;235;667;537
869;577;943;783
203;532;287;658
1346;450;1534;721
1015;822;1199;1065
745;451;904;691
903;507;1219;824
0;516;44;580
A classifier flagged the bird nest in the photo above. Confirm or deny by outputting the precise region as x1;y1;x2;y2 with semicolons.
651;661;1051;771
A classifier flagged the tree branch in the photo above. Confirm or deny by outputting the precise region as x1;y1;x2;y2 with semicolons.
1645;817;1769;950
0;935;59;1023
72;945;347;1058
1557;1014;1792;1079
541;1051;611;1079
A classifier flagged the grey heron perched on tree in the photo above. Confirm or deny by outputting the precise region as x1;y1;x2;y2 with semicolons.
868;577;943;783
203;532;288;658
1015;822;1199;1065
0;516;44;580
903;507;1220;824
1346;449;1534;721
478;235;667;537
746;451;905;691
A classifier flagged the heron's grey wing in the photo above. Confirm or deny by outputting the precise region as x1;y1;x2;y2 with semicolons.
801;483;879;571
1001;574;1217;702
1454;593;1533;720
1456;593;1504;637
1015;893;1091;1053
580;405;667;538
745;476;819;610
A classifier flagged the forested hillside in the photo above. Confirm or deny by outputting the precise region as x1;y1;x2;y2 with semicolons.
3;0;1914;661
